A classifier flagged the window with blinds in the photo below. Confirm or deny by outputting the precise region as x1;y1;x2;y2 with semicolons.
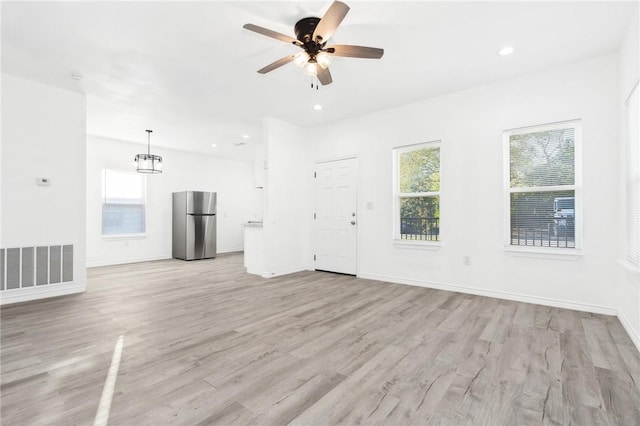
102;169;146;236
393;142;441;242
626;84;639;264
505;121;581;249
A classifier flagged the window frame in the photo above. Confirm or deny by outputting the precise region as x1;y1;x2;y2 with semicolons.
503;120;582;254
392;140;442;246
625;82;640;268
101;169;147;238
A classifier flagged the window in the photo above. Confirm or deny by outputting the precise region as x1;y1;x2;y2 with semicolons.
102;169;146;236
626;84;639;264
505;120;580;249
393;142;441;242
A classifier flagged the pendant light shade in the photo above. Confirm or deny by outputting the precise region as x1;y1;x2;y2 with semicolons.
134;129;163;174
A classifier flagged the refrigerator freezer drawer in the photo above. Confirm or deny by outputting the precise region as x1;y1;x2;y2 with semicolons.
185;214;217;260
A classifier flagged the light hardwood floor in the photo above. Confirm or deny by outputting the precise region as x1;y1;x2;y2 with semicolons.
2;254;640;425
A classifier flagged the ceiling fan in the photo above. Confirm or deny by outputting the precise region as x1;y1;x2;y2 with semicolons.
243;0;384;87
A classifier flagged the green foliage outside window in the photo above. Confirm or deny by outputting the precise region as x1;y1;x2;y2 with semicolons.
398;146;440;240
400;147;440;193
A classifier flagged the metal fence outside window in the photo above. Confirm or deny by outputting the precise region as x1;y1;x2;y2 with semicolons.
400;217;439;241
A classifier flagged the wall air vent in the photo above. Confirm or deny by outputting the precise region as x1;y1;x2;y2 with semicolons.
0;245;73;291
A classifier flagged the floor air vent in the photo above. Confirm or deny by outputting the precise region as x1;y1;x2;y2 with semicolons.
0;245;73;291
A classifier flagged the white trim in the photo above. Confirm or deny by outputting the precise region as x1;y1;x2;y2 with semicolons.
260;266;307;279
618;259;640;275
624;78;640;105
393;240;442;250
315;155;358;165
617;308;640;354
504;118;582;133
87;255;170;268
86;248;244;268
357;272;618;316
398;192;440;198
624;83;640;265
509;185;577;193
0;281;86;305
503;120;582;250
392;141;442;241
504;246;583;260
101;234;147;240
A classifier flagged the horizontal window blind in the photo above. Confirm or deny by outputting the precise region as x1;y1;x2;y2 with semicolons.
627;85;640;264
102;170;146;236
510;127;575;188
506;121;579;249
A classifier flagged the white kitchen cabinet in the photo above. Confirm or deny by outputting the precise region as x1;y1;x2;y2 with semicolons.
254;143;266;188
243;222;264;275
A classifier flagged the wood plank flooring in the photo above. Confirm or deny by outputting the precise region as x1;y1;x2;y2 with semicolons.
1;254;640;425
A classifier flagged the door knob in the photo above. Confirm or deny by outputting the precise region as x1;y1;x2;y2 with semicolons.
350;220;356;225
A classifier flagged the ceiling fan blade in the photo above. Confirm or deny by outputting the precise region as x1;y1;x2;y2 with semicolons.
327;44;384;59
312;1;350;43
257;55;295;74
243;23;299;45
317;67;333;86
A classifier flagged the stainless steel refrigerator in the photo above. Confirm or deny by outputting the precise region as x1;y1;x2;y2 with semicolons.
172;191;217;260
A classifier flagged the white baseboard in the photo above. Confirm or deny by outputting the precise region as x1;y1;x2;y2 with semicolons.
87;249;244;268
87;255;170;268
357;273;619;316
261;266;307;279
617;309;640;353
0;282;86;305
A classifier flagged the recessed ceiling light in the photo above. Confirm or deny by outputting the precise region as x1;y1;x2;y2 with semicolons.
499;46;514;56
313;104;323;111
242;134;250;139
211;144;217;148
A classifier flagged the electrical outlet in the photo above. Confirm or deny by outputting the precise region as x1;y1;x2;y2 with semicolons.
463;256;471;266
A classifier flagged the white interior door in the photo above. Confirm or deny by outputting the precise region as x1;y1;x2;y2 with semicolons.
314;158;357;275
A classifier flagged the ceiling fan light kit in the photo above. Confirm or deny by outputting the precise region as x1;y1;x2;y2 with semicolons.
243;0;383;88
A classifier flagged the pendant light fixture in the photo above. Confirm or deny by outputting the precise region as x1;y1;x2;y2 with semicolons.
134;129;163;174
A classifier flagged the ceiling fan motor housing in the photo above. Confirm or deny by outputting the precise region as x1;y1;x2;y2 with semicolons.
294;17;326;61
294;17;320;42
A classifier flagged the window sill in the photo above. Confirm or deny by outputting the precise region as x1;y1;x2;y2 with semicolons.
504;245;582;260
102;234;147;240
393;239;442;250
617;260;640;275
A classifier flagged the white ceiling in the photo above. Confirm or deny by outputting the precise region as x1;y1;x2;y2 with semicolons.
2;1;636;162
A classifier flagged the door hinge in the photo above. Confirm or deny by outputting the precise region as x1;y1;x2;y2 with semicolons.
313;254;316;261
313;213;316;219
314;171;316;178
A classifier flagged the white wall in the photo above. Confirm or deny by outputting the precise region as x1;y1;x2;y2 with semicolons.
87;135;257;267
1;73;87;303
296;54;622;315
262;117;311;276
615;8;640;347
